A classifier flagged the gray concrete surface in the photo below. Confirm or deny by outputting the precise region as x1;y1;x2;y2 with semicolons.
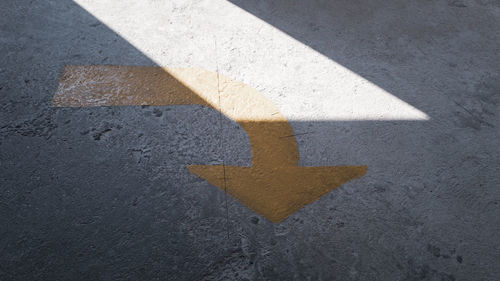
1;0;499;280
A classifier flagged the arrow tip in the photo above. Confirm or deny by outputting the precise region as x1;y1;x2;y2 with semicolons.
188;165;367;223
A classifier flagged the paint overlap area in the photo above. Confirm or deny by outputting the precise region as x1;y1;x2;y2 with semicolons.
1;0;499;280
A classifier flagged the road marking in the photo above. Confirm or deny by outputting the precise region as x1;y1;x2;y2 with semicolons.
53;65;367;222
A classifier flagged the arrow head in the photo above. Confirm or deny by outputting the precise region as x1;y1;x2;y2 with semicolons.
188;165;367;223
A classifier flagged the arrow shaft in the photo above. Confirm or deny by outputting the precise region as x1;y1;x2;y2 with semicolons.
53;65;299;167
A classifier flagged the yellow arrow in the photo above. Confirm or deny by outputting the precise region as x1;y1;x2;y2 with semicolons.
53;65;367;222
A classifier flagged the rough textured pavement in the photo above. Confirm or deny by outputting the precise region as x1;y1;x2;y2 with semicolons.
1;0;499;280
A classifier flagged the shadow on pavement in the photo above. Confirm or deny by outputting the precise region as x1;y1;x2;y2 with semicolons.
228;0;500;122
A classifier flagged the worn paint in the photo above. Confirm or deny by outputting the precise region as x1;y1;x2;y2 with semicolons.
53;65;366;222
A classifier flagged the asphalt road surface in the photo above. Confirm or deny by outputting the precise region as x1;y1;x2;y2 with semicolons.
1;0;499;280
